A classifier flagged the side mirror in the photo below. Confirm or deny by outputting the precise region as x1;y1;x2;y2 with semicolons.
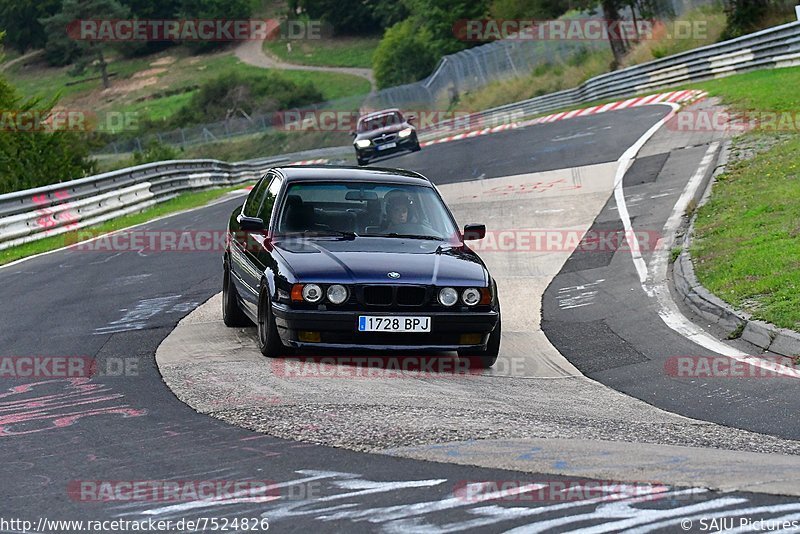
237;214;265;232
463;223;486;241
350;131;357;137
407;116;415;124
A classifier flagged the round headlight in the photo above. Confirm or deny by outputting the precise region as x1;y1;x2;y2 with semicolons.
355;139;371;148
326;284;348;304
438;287;458;307
302;284;323;303
462;288;481;306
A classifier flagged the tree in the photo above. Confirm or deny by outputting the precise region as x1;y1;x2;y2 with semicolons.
403;0;491;56
0;60;95;193
41;0;130;86
177;0;255;52
0;0;61;53
490;0;569;20
721;0;771;38
297;0;381;35
373;19;438;88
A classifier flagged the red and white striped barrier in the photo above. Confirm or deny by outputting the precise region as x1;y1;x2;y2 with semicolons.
290;158;329;166
421;90;708;148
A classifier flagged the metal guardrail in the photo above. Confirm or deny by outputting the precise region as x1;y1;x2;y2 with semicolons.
419;19;800;139
0;156;295;251
3;20;799;251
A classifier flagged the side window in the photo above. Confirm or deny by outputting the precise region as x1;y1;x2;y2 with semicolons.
258;176;282;225
243;175;270;218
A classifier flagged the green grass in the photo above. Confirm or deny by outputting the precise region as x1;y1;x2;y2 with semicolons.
689;65;800;330
8;55;155;102
5;50;370;131
0;185;247;266
263;36;378;68
693;66;800;113
691;136;800;329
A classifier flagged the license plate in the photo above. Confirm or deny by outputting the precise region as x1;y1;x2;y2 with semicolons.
377;142;396;150
358;316;431;332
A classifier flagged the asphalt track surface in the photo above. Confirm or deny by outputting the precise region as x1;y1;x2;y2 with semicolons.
2;105;799;532
541;137;800;440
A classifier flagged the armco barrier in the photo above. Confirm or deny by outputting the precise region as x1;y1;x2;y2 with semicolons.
419;20;800;139
0;157;287;250
2;21;799;251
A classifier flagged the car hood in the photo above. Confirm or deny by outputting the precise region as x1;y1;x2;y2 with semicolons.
273;237;487;286
355;123;409;139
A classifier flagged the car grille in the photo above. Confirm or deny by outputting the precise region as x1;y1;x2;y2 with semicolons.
361;285;427;307
373;133;398;145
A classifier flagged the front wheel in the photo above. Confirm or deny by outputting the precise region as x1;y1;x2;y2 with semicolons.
357;156;368;166
223;262;252;327
257;288;286;358
458;316;501;369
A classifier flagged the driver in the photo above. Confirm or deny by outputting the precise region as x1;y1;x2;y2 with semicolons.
382;190;418;233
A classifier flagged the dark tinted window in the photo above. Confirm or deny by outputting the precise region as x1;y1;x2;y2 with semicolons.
357;112;404;132
258;176;282;224
243;175;271;218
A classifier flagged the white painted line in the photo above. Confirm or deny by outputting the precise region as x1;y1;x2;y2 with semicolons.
612;103;680;284
641;142;800;378
610;102;800;378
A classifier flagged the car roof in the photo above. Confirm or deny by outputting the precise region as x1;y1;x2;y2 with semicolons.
358;109;403;122
274;165;432;186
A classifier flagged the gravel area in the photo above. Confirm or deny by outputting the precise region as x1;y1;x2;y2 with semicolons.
204;403;800;455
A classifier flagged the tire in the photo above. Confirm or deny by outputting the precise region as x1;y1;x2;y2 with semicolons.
458;315;501;369
257;287;286;358
222;261;252;327
357;156;368;166
411;140;421;152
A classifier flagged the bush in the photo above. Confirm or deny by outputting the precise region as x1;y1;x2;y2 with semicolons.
141;71;324;131
0;74;95;194
373;20;438;89
129;139;181;166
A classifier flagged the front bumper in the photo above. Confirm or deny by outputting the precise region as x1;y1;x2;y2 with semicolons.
272;303;498;350
355;135;418;160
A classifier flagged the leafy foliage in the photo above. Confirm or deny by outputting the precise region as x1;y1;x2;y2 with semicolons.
41;0;130;84
129;138;180;165
0;0;61;53
0;72;95;194
295;0;407;35
140;71;324;130
372;19;438;88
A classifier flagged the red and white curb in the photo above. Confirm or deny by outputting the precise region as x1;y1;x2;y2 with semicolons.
290;158;329;165
420;89;708;148
240;158;330;191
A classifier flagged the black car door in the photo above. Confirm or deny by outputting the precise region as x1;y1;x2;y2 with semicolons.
230;174;271;313
237;173;283;314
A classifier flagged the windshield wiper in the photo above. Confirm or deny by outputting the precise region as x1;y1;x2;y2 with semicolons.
285;230;358;239
383;233;446;241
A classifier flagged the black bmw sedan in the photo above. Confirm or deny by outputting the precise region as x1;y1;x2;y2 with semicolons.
223;165;501;368
352;109;420;166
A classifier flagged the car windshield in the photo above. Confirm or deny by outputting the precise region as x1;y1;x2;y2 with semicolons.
275;182;458;240
357;112;404;132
